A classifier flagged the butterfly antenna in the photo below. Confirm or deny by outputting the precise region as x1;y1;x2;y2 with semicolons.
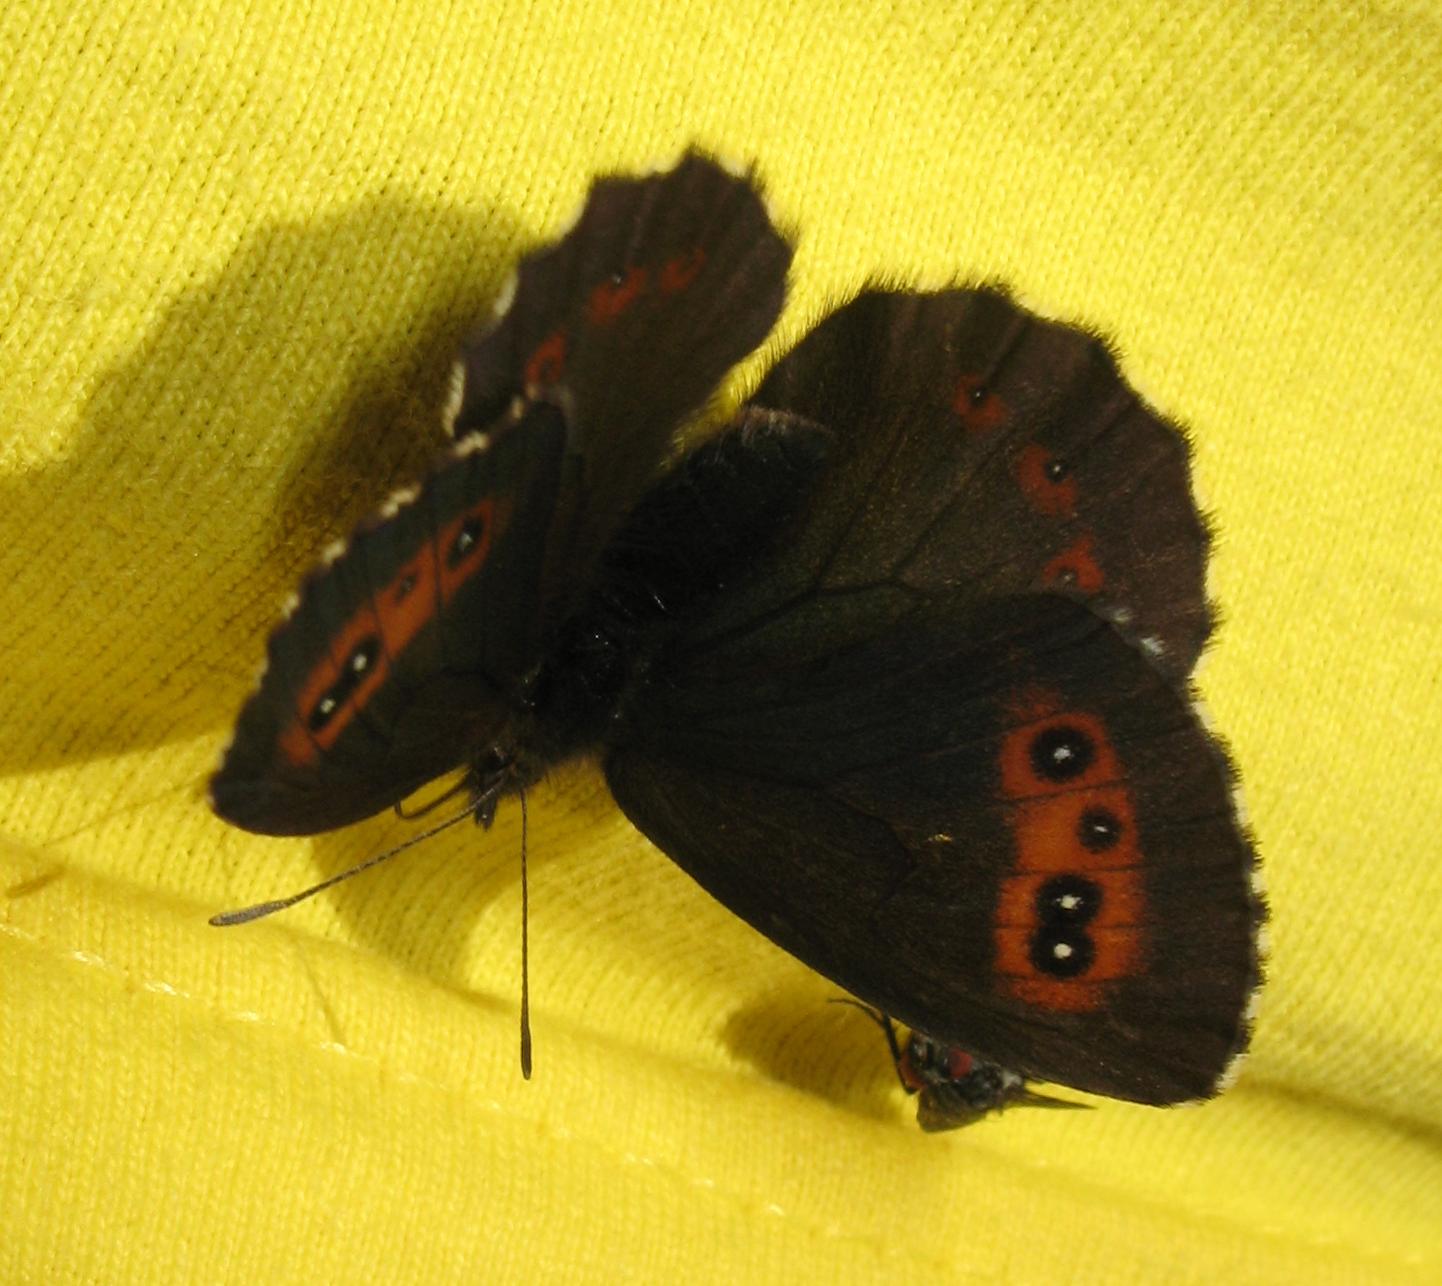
518;784;533;1080
209;801;485;927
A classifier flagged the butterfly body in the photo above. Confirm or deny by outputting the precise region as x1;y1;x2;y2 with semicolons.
212;152;1263;1114
430;409;836;805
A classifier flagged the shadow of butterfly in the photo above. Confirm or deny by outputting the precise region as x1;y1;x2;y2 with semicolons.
211;150;1264;1115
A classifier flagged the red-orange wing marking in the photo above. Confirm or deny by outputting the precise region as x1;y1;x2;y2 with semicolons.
993;695;1146;1012
524;329;568;387
1015;443;1078;517
275;494;511;769
1042;533;1105;594
659;249;706;293
278;596;391;768
952;374;1008;433
438;495;502;602
587;266;648;324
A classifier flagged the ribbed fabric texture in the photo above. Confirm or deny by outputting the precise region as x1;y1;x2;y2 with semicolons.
2;1;1439;1281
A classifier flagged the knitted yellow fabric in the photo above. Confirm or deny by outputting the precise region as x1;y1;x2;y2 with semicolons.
3;1;1439;1281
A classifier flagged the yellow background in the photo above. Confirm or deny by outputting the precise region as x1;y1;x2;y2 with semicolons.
3;1;1440;1280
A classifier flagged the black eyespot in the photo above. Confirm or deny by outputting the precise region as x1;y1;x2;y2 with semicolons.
1029;925;1095;979
1036;874;1102;926
394;573;417;601
1029;725;1095;782
1044;457;1070;482
307;636;380;731
1079;807;1122;852
447;515;486;568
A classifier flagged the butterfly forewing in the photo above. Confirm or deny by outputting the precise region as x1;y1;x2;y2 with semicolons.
733;288;1212;677
453;154;793;617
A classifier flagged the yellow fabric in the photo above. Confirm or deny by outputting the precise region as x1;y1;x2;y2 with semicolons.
2;0;1439;1279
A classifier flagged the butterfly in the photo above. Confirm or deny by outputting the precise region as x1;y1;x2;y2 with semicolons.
211;150;1264;1116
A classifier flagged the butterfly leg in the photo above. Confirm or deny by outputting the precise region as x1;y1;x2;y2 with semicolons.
830;998;913;1093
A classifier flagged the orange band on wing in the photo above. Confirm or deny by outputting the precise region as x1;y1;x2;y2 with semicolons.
438;495;500;601
1005;977;1105;1012
1042;533;1105;594
587;267;648;324
1005;788;1139;872
278;598;393;769
999;707;1119;799
525;329;568;386
992;692;1147;1011
277;494;510;768
995;927;1142;982
996;868;1143;929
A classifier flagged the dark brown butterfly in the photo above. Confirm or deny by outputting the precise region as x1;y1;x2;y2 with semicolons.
211;151;1264;1116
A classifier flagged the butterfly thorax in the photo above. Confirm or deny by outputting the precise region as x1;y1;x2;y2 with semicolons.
492;412;835;793
511;618;639;778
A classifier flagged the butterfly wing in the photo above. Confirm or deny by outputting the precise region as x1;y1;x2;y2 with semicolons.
453;151;794;621
214;155;794;837
603;290;1259;1104
721;287;1212;679
608;592;1260;1104
212;409;568;834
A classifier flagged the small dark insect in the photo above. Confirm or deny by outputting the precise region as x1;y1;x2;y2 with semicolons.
839;1001;1087;1131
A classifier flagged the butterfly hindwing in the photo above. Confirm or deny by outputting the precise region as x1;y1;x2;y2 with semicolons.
212;409;568;835
607;592;1260;1104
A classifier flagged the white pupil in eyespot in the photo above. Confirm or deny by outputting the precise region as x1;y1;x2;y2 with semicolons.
1053;942;1074;959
